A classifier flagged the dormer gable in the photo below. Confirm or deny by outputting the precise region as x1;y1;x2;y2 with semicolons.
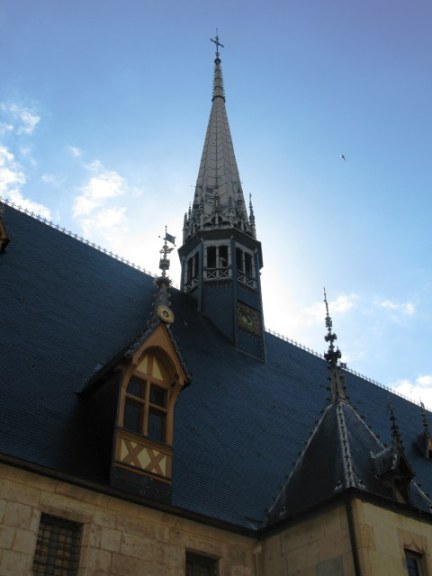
81;322;189;504
111;323;189;502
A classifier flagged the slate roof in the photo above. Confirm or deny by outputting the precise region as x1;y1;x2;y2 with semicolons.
2;204;432;530
268;397;431;523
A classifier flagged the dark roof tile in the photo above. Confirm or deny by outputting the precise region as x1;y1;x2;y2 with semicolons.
2;206;432;529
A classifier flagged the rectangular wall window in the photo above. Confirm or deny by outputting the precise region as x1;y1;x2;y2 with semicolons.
405;550;425;576
33;514;82;576
186;551;218;576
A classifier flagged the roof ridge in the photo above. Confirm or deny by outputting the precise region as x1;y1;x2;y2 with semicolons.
2;196;428;410
266;327;429;410
0;195;160;280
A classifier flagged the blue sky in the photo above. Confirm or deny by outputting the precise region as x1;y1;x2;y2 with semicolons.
1;0;432;405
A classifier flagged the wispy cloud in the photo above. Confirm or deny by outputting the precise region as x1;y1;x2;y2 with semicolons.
5;189;51;219
392;375;432;409
0;145;25;193
378;299;415;316
71;152;130;244
68;146;82;158
73;171;126;216
0;102;40;136
73;171;125;217
305;292;358;323
0;102;51;219
79;206;127;239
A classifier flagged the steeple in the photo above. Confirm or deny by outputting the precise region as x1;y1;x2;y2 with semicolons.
183;33;254;242
178;34;265;360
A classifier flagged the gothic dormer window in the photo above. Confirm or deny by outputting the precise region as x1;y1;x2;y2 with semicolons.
110;324;189;502
122;353;170;443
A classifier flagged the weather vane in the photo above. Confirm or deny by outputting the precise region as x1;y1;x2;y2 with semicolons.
158;226;176;278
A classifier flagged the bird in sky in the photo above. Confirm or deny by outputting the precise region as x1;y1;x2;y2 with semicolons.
341;154;346;161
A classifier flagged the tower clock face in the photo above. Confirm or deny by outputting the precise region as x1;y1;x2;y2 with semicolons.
238;303;260;335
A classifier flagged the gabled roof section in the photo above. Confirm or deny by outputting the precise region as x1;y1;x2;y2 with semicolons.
267;395;387;522
267;293;432;524
182;35;255;242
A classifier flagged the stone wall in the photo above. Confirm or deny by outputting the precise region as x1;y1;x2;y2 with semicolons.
261;504;355;576
353;498;432;575
0;463;256;576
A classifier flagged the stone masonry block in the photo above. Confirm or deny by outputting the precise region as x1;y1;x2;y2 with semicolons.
101;527;122;553
0;548;32;576
0;526;14;550
3;502;32;529
12;528;36;554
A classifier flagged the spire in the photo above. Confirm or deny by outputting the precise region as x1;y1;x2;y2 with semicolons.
178;35;265;361
182;33;254;243
323;289;347;402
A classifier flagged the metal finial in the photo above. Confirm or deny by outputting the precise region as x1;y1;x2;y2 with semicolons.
210;30;224;59
323;288;341;366
158;225;175;279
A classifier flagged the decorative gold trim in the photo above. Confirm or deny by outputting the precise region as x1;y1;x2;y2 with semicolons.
237;303;260;336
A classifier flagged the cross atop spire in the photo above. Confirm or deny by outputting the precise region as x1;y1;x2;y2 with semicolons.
210;30;224;60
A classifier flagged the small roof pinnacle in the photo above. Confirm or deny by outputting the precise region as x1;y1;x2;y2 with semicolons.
323;289;347;402
323;288;341;366
387;402;404;451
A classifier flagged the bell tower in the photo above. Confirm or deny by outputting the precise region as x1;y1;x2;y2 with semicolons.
178;35;265;360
